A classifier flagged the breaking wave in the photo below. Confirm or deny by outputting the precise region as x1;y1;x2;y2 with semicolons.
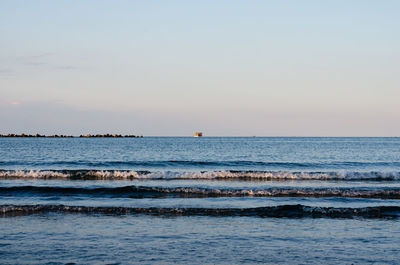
2;204;400;219
2;185;400;199
1;169;400;181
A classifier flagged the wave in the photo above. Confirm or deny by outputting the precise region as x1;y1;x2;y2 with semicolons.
1;160;400;169
1;204;400;219
1;170;400;181
2;185;400;199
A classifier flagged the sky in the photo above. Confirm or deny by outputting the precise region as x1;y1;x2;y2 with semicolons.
0;0;399;136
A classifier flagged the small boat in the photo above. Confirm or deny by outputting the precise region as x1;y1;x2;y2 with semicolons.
193;132;203;137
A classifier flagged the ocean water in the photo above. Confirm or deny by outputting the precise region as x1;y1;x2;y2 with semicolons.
1;137;400;264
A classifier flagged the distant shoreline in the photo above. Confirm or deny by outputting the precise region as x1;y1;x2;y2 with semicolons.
0;134;143;138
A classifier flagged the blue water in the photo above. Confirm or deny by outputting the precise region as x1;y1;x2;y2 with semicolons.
1;137;400;264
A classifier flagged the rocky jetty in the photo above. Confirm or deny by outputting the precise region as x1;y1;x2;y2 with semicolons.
0;133;72;138
79;134;143;138
0;133;143;138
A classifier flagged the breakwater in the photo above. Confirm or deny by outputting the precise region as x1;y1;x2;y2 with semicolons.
0;133;143;138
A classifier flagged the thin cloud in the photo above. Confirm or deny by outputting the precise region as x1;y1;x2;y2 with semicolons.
0;68;14;76
0;68;13;73
16;53;52;68
2;53;81;73
54;65;79;70
24;62;47;66
17;52;54;60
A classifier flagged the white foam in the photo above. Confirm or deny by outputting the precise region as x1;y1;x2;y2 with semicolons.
0;170;400;181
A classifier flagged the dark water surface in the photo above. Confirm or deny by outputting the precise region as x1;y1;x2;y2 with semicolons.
1;137;400;264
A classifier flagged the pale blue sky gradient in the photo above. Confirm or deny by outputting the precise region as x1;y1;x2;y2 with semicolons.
1;0;399;136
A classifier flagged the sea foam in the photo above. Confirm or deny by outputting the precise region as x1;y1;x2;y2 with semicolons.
1;170;400;181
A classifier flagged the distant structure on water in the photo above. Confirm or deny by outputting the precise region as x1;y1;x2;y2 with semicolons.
193;132;203;137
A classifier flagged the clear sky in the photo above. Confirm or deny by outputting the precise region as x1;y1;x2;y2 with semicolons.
1;0;399;136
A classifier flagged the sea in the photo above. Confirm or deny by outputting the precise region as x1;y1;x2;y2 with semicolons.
1;137;400;264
